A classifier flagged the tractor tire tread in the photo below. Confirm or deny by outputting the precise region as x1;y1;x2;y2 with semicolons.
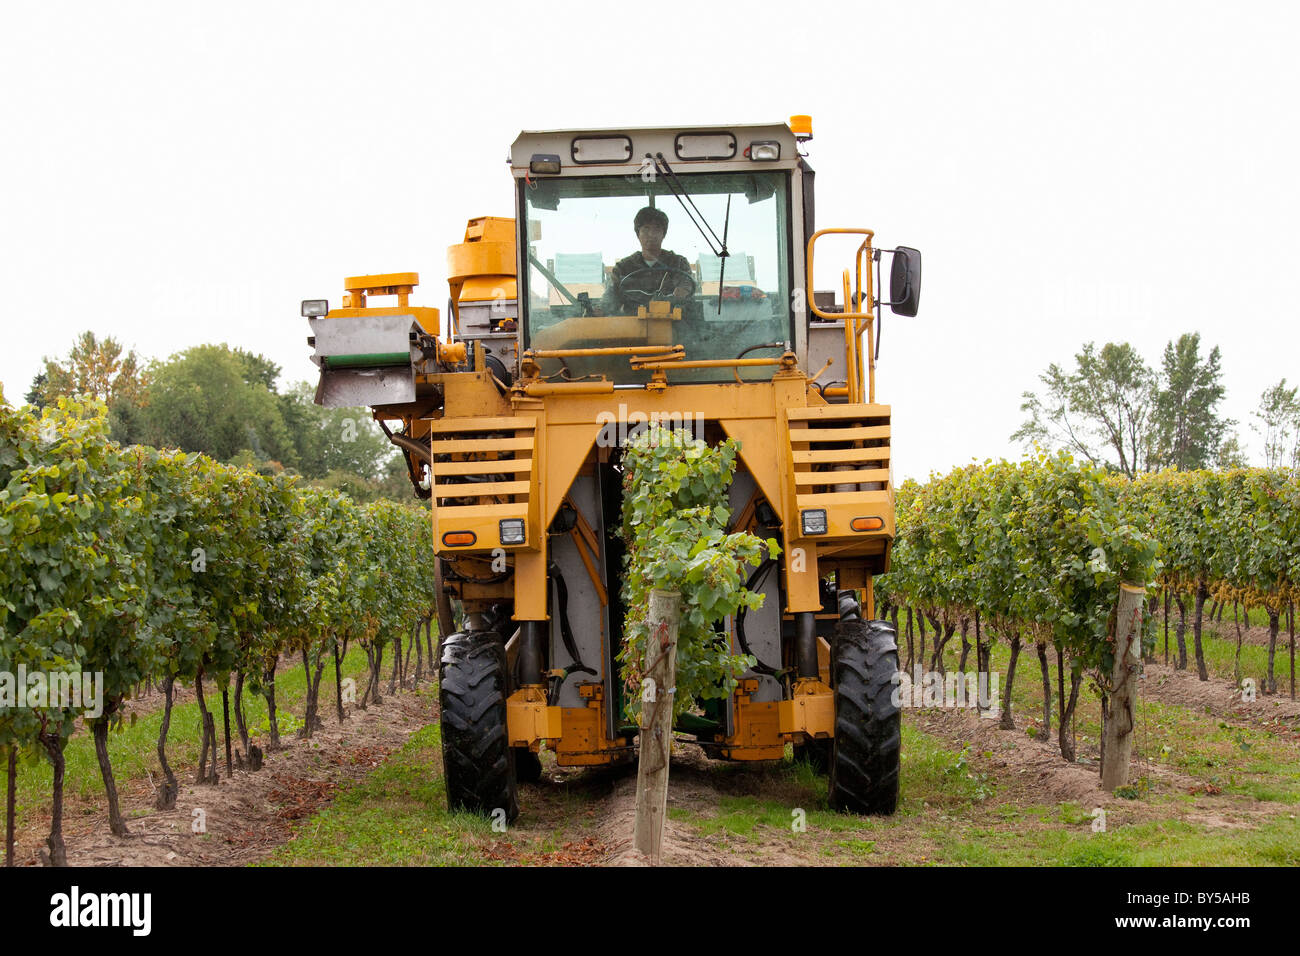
830;619;901;815
439;630;519;822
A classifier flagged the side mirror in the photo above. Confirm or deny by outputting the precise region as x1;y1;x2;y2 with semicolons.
887;246;921;317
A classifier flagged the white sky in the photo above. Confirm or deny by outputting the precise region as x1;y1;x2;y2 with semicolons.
2;0;1296;482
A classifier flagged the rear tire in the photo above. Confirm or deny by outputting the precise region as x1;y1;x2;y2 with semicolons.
829;619;901;815
439;630;519;822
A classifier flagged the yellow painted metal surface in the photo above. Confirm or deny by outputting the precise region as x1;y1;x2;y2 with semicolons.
722;680;786;760
542;422;602;527
328;303;440;335
345;272;420;292
778;679;835;738
446;216;518;334
553;684;629;766
806;228;876;403
326;201;903;760
506;685;563;746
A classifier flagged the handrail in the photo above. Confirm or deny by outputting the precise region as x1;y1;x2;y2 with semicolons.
806;228;876;403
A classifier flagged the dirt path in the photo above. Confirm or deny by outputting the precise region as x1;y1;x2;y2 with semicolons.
502;746;830;867
17;660;1297;867
12;686;440;866
1141;662;1300;735
908;706;1293;828
496;697;1299;867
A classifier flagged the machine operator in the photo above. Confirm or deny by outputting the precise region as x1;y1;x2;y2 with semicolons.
597;207;699;318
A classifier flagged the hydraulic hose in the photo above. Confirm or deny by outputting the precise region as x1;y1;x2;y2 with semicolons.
546;561;596;704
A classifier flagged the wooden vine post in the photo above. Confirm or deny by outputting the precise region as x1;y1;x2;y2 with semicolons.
1102;582;1146;791
633;589;679;864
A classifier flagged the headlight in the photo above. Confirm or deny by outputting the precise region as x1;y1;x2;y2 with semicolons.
800;509;827;535
748;141;781;161
529;154;562;175
499;519;526;546
301;299;329;317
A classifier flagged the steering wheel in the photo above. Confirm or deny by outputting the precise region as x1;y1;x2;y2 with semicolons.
616;267;697;305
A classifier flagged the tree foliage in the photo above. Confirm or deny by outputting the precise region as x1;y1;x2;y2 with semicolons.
31;332;150;411
1013;342;1157;478
28;333;404;499
1152;333;1230;470
1014;335;1234;475
137;344;298;467
1251;379;1300;470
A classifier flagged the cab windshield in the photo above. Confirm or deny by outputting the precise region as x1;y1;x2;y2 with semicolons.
522;170;792;384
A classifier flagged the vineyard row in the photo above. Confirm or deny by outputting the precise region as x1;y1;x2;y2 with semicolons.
877;455;1300;759
1;397;435;864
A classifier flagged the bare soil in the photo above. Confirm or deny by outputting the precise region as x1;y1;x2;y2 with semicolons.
14;656;1297;867
11;687;440;867
1141;662;1300;737
501;681;1300;866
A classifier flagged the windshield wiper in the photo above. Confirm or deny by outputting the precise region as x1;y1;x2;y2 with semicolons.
715;194;732;314
652;152;729;262
652;153;736;315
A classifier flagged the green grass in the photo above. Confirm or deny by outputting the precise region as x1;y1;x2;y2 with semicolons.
675;796;799;837
1197;625;1296;688
262;621;1296;866
917;814;1300;866
904;627;1300;803
260;718;496;866
669;724;1002;845
906;625;1295;749
822;838;877;860
7;645;375;838
662;717;1300;866
10;604;1298;868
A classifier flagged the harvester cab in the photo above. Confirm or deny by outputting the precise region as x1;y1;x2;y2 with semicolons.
302;116;922;822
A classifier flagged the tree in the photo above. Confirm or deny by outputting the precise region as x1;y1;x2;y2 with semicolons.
1013;342;1157;478
1152;333;1230;470
32;332;149;416
139;344;299;469
280;381;396;481
1216;432;1250;469
1251;379;1300;469
231;349;282;391
23;373;47;410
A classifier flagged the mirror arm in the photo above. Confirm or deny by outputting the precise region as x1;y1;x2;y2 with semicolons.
874;251;884;361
